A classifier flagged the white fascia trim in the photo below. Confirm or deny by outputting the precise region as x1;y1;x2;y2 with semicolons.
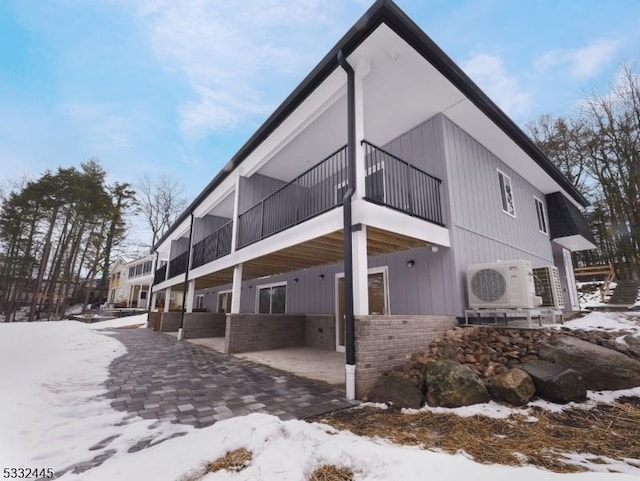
552;235;597;252
352;199;451;247
153;275;186;292
189;207;344;280
156;216;191;253
193;171;238;218
240;74;347;178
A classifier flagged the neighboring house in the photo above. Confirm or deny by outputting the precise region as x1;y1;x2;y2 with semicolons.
108;257;131;307
108;255;156;308
124;254;155;309
149;0;595;398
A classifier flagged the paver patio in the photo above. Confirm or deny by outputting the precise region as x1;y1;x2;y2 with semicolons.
104;328;356;429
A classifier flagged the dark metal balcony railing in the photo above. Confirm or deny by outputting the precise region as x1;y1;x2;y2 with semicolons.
362;140;444;226
153;264;167;285
191;220;233;269
237;145;348;248
168;250;189;279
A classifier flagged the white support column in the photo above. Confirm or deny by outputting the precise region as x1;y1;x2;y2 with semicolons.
150;292;158;311
230;174;241;253
352;225;369;316
185;280;196;313
164;287;171;312
354;68;366;200
231;263;243;314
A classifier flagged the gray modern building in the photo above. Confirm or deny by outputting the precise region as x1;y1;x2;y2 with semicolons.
149;0;595;398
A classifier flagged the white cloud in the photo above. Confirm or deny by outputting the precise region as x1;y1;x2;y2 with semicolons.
137;0;358;138
461;53;533;118
535;38;621;79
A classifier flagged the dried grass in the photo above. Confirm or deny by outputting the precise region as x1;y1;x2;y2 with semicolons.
309;464;354;481
206;448;252;473
317;397;640;473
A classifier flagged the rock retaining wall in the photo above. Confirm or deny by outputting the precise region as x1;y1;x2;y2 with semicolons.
389;325;639;388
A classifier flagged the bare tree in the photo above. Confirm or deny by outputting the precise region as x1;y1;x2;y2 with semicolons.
528;61;640;279
136;174;188;248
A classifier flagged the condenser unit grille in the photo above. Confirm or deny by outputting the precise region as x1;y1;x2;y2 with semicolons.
533;266;564;309
471;268;507;302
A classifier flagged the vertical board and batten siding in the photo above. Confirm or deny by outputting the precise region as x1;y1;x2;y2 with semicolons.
441;115;554;315
192;215;231;244
238;173;287;212
380;113;457;316
195;245;452;316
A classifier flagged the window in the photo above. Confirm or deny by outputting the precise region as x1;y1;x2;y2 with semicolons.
195;294;204;310
129;266;135;277
534;197;548;234
143;261;152;274
256;283;286;314
497;169;516;217
217;291;232;313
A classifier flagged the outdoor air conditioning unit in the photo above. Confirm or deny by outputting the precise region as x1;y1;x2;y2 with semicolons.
467;260;542;309
533;266;565;309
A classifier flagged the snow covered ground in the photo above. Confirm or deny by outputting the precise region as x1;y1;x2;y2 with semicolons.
1;312;639;480
577;281;616;308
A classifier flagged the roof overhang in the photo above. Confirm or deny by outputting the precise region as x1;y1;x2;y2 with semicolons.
155;0;588;249
546;192;597;252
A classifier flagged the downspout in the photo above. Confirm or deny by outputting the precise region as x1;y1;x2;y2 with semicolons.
145;250;160;328
338;50;357;400
177;213;195;341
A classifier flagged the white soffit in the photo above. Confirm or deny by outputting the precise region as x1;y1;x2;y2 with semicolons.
553;235;597;252
241;69;347;180
257;94;348;181
350;24;465;147
350;23;582;209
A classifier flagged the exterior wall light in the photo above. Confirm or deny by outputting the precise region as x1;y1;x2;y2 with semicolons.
407;260;416;268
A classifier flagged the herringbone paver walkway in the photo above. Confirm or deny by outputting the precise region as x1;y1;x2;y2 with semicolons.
104;328;356;428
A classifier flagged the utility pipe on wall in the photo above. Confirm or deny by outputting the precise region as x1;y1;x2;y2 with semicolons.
338;49;357;400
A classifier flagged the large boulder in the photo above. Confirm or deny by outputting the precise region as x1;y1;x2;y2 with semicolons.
624;335;640;359
539;336;640;390
367;375;424;409
424;360;490;408
521;360;586;403
487;368;535;406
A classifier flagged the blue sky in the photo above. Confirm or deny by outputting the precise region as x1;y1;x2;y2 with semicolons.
1;0;638;201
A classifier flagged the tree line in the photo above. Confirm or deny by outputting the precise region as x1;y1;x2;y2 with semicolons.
528;62;640;280
0;162;186;321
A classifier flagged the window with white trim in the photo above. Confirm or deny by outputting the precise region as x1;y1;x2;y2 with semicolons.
195;294;204;310
257;283;286;314
497;169;516;217
217;291;232;313
534;196;548;234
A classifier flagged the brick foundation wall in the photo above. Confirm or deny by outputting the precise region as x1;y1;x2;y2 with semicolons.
224;314;306;354
355;315;457;399
148;311;162;330
159;312;182;332
305;315;335;351
183;312;226;339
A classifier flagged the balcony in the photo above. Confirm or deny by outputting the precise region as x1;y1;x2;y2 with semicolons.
362;141;444;226
237;145;348;249
191;220;233;269
153;264;167;285
168;251;189;279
